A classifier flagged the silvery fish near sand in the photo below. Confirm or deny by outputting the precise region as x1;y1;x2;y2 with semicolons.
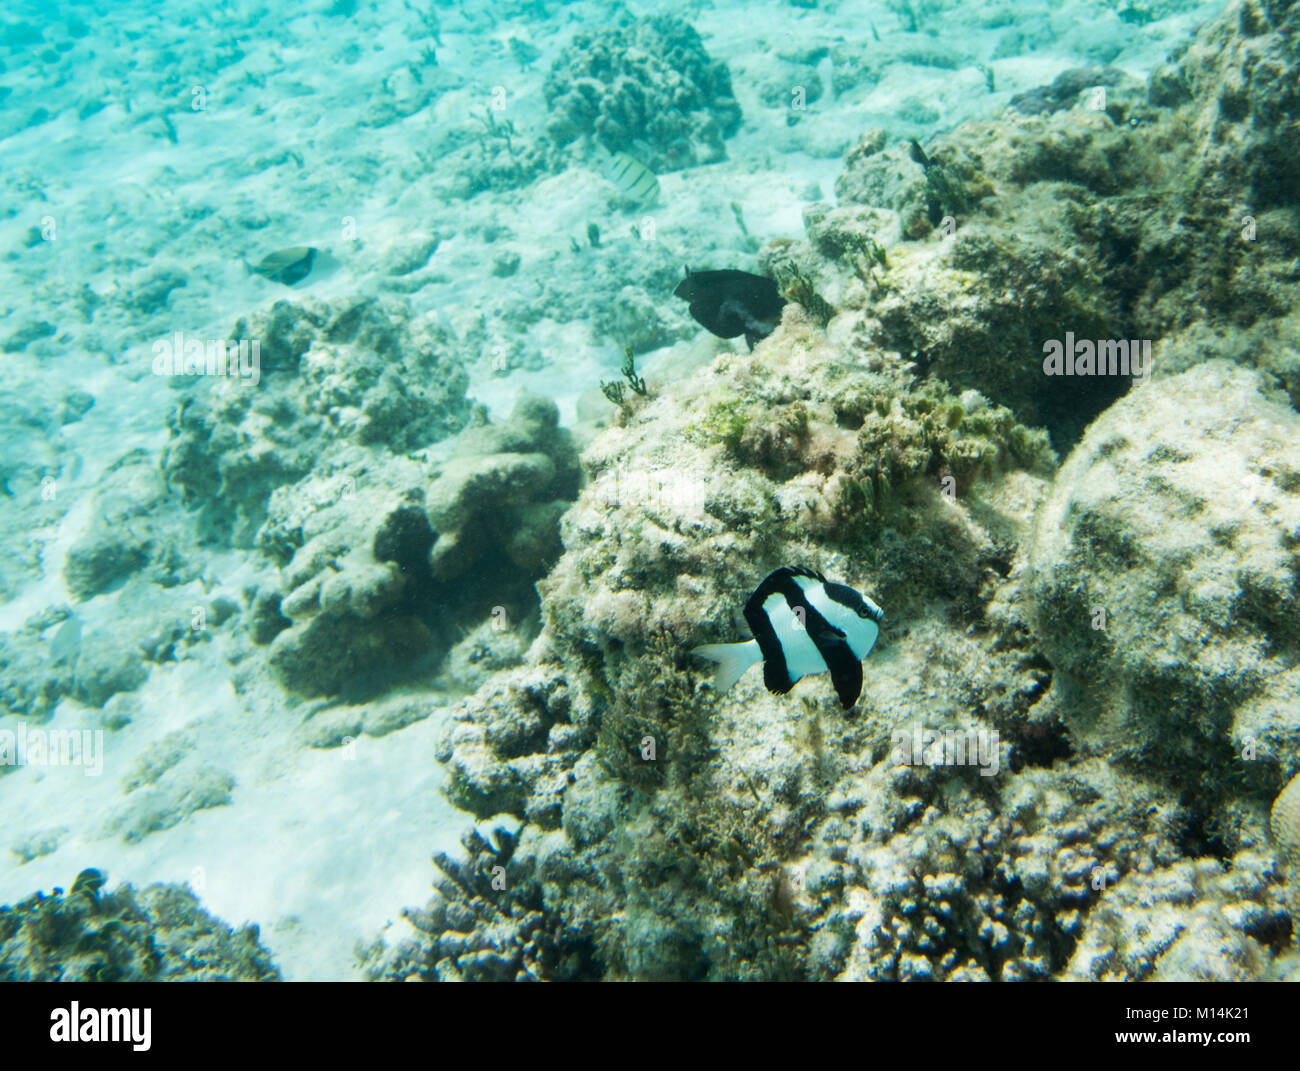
250;246;341;287
693;566;884;710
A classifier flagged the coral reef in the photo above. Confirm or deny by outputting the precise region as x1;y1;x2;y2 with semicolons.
543;16;741;170
441;617;528;695
0;604;161;720
442;108;553;200
0;570;243;724
0;627;77;721
1008;64;1134;116
373;0;1300;982
1064;852;1285;981
436;667;583;825
10;0;1297;986
151;290;578;701
161;296;470;545
360;820;592;982
828;3;1300;447
102;764;236;845
256;456;439;697
294;689;447;749
254;394;578;699
0;370;93;601
415;291;1057;980
840;758;1190;980
1028;362;1300;802
0;875;280;981
425;394;579;582
450;231;692;381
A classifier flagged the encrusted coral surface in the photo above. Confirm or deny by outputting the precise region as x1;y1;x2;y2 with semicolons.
162;296;471;546
0;878;279;982
253;393;579;698
378;0;1300;982
543;16;741;169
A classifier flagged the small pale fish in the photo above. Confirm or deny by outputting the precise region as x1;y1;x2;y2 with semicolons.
251;245;341;287
598;150;660;205
692;566;883;710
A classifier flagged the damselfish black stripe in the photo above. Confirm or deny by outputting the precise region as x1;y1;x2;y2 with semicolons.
787;565;827;583
794;574;867;707
744;567;864;708
745;570;794;694
823;580;883;624
810;625;862;710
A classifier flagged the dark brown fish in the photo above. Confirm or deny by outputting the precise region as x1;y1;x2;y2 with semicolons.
673;267;786;350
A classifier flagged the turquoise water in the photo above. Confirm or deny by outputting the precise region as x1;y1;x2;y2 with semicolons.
6;0;1300;984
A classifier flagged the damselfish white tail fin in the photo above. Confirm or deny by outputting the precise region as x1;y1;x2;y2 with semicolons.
691;640;762;694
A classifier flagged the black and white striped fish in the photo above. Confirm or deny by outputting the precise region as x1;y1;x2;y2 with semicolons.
692;567;883;710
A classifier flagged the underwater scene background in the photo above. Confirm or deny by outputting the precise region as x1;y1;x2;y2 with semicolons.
2;0;1299;983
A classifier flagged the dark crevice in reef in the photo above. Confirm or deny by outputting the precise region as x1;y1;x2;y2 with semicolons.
373;504;438;608
1007;714;1072;773
890;330;1131;456
1038;369;1132;452
1245;910;1292;954
988;871;1080;980
1173;796;1234;863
